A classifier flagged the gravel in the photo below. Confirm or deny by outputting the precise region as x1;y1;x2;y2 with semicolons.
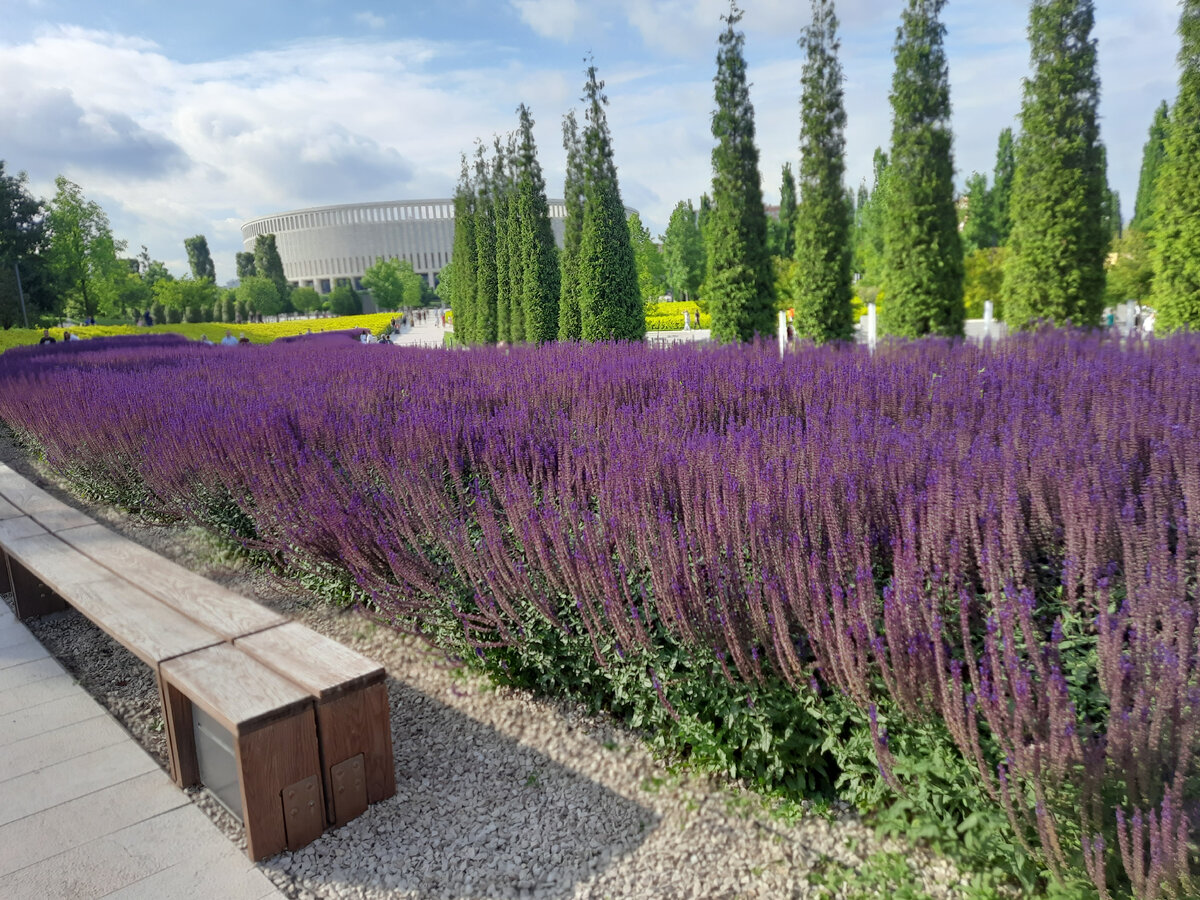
1;440;970;899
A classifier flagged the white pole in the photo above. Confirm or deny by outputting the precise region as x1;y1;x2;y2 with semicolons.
14;263;29;330
983;299;993;341
778;310;787;359
867;302;877;354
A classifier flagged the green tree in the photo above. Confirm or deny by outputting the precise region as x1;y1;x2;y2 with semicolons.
236;275;283;317
879;0;964;338
628;213;666;303
184;234;216;282
661;200;705;302
852;149;889;288
1003;0;1106;328
1151;1;1200;332
706;4;775;342
0;162;49;328
504;135;526;342
768;163;798;258
963;246;1008;318
992;127;1017;245
362;256;424;310
450;157;478;344
960;172;997;253
792;0;853;344
1131;100;1169;234
253;233;290;312
558;111;586;340
236;251;257;280
327;284;361;316
45;176;127;319
493;137;514;343
154;276;220;316
577;59;644;342
473;144;499;344
291;286;321;314
1106;229;1153;307
515;104;561;344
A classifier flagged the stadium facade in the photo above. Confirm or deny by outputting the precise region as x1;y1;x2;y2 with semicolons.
241;199;568;296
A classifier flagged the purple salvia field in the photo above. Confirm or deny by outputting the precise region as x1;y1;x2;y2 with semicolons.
0;330;1196;898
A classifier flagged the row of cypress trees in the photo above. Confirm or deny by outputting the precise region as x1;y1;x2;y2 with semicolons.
449;66;644;345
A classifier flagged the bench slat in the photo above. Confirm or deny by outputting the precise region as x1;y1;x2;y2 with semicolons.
56;524;286;640
235;622;384;701
0;515;48;544
0;496;20;520
160;643;313;734
0;465;93;532
4;532;222;667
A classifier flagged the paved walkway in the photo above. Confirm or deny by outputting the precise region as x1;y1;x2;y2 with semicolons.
0;601;284;900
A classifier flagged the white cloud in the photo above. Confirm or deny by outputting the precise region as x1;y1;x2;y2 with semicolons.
509;0;586;42
354;11;387;30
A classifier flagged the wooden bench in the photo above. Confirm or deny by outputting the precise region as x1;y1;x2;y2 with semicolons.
0;464;395;861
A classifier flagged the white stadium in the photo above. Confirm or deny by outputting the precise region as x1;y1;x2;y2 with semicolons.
241;199;569;300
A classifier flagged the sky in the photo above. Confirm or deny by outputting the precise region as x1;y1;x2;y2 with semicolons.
0;0;1184;284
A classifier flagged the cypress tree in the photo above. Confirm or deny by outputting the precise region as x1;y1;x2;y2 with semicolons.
662;200;705;302
961;172;996;253
504;134;526;343
707;4;775;342
577;59;644;342
558;111;585;341
450;156;478;343
184;235;216;281
235;252;256;280
493;137;512;343
1151;1;1200;332
473;145;498;344
852;148;889;287
992;127;1016;245
777;163;797;259
1002;0;1106;329
879;0;963;338
1131;100;1169;234
515;103;561;343
792;0;853;343
253;233;289;309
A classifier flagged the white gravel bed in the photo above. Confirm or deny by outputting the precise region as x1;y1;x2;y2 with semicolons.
1;445;970;898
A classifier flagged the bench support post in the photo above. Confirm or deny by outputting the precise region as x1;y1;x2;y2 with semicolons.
5;553;69;620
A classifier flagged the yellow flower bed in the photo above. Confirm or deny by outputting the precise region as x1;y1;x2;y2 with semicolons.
0;314;397;353
644;300;710;332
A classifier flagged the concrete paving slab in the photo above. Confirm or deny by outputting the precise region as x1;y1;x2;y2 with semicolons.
0;713;130;781
0;634;51;669
4;803;276;900
0;691;105;747
0;624;37;653
0;653;66;691
0;770;187;877
0;738;159;826
0;671;78;715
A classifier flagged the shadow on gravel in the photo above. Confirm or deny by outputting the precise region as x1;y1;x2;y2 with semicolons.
261;677;659;899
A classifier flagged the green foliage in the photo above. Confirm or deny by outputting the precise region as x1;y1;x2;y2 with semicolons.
558;111;585;341
879;0;964;338
494;140;513;344
236;275;284;317
992;128;1016;246
290;286;321;314
1003;0;1106;329
852;149;889;288
662;200;705;302
450;157;478;344
644;300;710;331
153;276;220;316
767;163;797;258
327;284;361;317
515;104;561;343
1105;229;1153;305
1151;1;1200;333
577;60;645;342
706;5;776;343
960;172;997;253
963;247;1007;319
1131;100;1169;234
45;176;128;319
792;0;854;344
473;145;499;345
235;251;257;280
628;212;666;303
362;256;424;310
183;234;216;282
253;233;289;312
0;162;50;328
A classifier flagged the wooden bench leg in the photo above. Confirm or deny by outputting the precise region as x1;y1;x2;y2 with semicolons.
161;677;198;788
237;706;324;860
315;682;396;826
5;552;69;620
